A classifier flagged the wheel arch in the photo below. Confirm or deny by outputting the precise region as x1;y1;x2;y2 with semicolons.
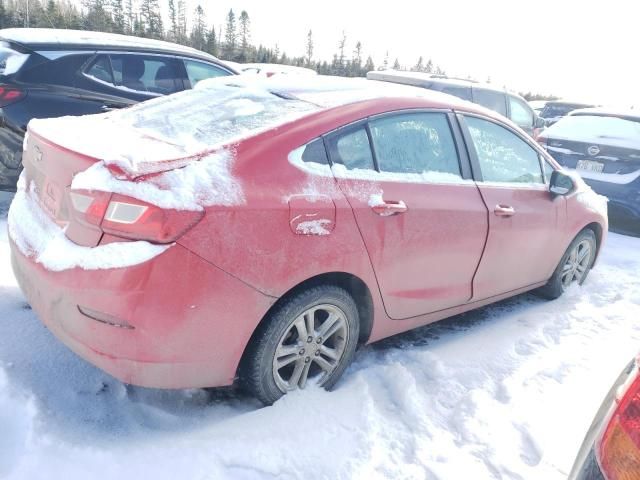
236;271;375;379
583;221;604;263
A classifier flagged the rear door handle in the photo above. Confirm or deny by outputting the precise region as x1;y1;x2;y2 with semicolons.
494;204;515;217
371;200;408;216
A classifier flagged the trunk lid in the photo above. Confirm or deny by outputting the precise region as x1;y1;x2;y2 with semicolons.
23;130;105;246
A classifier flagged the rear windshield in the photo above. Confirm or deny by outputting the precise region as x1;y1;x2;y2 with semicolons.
541;104;584;118
113;79;320;149
545;115;640;149
0;42;30;76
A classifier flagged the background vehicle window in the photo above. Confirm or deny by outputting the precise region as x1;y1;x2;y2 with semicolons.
184;60;230;87
466;116;543;184
85;55;113;84
428;82;472;101
369;112;461;177
508;96;534;127
473;88;507;116
109;55;181;94
328;127;374;170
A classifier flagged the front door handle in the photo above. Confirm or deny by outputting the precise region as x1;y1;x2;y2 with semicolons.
494;204;515;217
371;200;408;216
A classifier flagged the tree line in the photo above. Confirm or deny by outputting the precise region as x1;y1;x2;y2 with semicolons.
0;0;451;77
0;0;558;98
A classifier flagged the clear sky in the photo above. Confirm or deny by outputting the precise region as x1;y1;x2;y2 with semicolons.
195;0;636;106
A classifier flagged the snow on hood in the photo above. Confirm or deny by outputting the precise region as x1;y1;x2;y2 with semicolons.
543;114;640;150
8;175;170;271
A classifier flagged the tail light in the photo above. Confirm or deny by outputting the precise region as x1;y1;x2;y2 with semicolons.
0;85;26;107
69;190;204;243
598;361;640;480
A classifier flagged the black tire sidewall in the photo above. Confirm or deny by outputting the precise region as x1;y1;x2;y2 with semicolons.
243;285;360;405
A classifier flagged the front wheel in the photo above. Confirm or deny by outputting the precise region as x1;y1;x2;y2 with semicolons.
537;229;597;300
240;285;360;405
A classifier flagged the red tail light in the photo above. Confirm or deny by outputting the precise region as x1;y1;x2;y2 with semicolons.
0;85;26;107
598;361;640;480
69;190;204;243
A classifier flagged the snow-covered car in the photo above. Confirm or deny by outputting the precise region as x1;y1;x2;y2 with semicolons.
539;108;640;234
569;354;640;480
9;75;608;405
238;63;318;77
539;101;596;126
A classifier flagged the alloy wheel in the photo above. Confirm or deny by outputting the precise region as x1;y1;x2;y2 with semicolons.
272;304;349;392
561;239;592;289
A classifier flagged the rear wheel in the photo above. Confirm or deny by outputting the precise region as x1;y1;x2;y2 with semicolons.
537;229;597;299
241;285;360;405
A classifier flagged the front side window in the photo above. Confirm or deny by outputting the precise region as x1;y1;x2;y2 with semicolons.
327;127;374;170
508;96;535;128
184;59;230;87
369;112;462;177
473;88;507;116
466;116;543;184
109;54;181;94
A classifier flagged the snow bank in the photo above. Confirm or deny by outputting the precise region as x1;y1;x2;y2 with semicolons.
7;178;169;271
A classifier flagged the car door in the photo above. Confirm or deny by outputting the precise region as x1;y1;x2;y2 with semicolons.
327;111;488;319
459;114;566;300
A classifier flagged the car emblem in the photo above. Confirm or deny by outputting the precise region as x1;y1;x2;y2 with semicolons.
34;146;43;163
587;145;600;156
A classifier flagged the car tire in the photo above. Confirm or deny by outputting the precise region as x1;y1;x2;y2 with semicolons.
240;285;360;405
536;228;597;300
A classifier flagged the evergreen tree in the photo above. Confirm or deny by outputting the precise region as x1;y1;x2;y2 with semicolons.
140;0;163;38
337;31;346;73
364;55;375;73
305;29;313;66
382;51;389;70
111;0;124;33
125;0;133;33
176;0;187;43
413;56;424;72
393;58;401;70
206;25;218;57
167;0;178;40
425;59;434;73
190;5;206;51
351;40;362;76
223;8;236;59
238;10;250;62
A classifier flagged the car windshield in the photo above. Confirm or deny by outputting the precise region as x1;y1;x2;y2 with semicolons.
545;114;640;149
541;104;583;118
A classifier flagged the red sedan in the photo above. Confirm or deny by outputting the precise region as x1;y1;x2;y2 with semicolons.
9;76;608;404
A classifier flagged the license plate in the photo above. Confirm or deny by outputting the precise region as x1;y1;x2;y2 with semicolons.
576;159;604;173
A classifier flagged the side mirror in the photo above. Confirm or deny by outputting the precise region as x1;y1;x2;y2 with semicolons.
549;170;575;196
534;116;546;129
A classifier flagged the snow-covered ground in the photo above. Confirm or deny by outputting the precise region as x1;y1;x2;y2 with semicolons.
1;189;639;480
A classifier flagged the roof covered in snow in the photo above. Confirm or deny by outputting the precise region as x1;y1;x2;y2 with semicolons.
569;107;640;122
0;28;218;60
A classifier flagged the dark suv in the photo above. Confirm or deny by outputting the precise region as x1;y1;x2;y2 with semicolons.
367;70;544;137
0;28;236;191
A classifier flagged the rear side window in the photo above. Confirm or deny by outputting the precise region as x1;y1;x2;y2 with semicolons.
0;42;29;76
473;88;507;116
86;55;113;83
19;53;93;86
184;59;230;87
508;96;534;128
105;54;182;95
466;116;543;184
301;138;329;164
369;112;461;177
327;127;374;170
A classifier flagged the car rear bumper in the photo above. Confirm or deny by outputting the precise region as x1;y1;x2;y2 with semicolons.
10;237;275;389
